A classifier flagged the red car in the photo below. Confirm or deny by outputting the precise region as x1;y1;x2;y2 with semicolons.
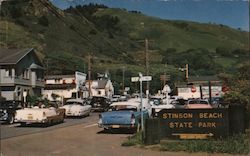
185;99;212;109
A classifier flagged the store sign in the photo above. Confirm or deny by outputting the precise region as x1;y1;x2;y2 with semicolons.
75;71;87;91
156;108;229;138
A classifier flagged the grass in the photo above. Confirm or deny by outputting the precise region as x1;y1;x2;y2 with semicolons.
121;132;143;147
160;134;250;154
122;132;250;154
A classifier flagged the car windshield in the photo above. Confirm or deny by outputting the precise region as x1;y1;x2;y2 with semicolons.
65;101;83;105
189;100;209;104
150;99;161;105
112;105;137;111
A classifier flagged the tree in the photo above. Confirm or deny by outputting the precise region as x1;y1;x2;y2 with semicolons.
223;61;250;110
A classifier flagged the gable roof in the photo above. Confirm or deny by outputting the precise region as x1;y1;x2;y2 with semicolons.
0;48;34;65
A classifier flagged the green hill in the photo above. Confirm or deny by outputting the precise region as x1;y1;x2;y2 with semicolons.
0;0;249;92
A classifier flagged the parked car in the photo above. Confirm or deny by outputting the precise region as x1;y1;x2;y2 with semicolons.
90;96;111;112
0;100;22;124
185;99;212;109
98;98;150;132
171;99;187;109
210;97;223;108
62;99;92;117
111;95;121;102
119;95;128;101
15;103;65;126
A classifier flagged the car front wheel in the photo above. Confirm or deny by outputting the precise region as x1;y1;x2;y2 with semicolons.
7;113;14;124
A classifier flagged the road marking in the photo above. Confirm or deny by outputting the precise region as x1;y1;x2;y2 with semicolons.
8;123;21;128
83;123;97;128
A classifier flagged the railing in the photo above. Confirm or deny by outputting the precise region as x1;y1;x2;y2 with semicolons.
0;76;44;87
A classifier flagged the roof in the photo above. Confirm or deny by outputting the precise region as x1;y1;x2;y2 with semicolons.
29;63;45;70
0;48;34;65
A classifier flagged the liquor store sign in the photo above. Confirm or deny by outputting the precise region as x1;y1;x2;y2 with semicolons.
157;108;229;138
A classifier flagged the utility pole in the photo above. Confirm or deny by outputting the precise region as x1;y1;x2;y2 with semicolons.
185;64;189;82
122;66;125;95
145;38;149;95
88;53;92;97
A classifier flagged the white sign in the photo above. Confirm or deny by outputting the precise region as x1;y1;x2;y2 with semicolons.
131;77;139;82
141;76;152;81
75;71;87;91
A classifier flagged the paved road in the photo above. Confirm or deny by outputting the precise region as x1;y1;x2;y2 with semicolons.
1;113;236;156
0;112;99;139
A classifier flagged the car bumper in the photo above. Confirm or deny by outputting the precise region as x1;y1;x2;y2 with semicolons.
14;119;48;123
98;124;136;129
65;113;84;116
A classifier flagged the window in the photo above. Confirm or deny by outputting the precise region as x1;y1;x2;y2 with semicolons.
5;68;12;77
98;91;101;95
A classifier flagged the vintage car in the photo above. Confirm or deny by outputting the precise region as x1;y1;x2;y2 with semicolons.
62;99;92;117
90;96;111;112
98;98;150;132
150;96;174;115
185;99;212;109
0;100;22;124
111;95;121;102
14;105;65;126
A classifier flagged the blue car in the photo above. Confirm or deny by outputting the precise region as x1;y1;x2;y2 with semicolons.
98;98;151;132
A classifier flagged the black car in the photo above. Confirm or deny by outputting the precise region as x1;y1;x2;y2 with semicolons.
90;96;111;112
0;100;22;124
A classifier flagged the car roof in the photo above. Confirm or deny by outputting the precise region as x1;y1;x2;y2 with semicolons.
111;98;147;107
66;99;85;103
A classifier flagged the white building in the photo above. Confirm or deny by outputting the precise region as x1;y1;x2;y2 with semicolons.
177;76;223;100
85;79;114;99
43;72;87;102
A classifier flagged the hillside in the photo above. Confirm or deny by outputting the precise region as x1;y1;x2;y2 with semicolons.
0;0;249;92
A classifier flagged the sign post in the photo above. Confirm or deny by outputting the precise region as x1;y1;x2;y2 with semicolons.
132;73;152;139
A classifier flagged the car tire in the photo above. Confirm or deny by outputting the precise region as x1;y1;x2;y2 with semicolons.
21;122;26;126
7;113;14;124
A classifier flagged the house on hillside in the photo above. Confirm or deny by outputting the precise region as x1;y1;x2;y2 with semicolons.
0;48;44;101
177;76;223;100
43;71;87;103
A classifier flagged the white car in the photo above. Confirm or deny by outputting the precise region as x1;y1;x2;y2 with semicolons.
14;106;65;126
62;99;92;117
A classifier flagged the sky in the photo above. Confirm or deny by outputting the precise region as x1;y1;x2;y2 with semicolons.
50;0;250;31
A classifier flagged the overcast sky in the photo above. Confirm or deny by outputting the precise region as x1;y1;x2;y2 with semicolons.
50;0;249;31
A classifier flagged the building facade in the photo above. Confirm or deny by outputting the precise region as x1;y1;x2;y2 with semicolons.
0;48;44;101
43;72;87;102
